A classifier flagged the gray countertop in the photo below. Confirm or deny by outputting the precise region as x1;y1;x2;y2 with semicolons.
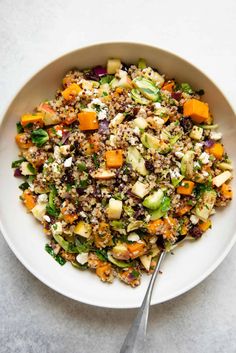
0;1;236;352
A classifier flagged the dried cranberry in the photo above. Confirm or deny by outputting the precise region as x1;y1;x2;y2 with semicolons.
180;117;193;132
189;226;203;239
76;187;85;195
171;92;182;101
145;160;154;172
14;168;22;177
133;107;140;116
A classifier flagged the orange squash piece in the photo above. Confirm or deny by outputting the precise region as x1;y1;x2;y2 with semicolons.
78;111;99;131
162;81;174;92
96;263;112;281
176;204;193;216
183;99;209;123
127;242;146;259
221;183;233;199
147;219;164;235
21;113;44;127
205;142;224;160
61;207;78;224
198;219;212;232
105;150;123;168
62;83;82;101
15;133;33;149
177;180;195;195
163;217;179;239
21;190;36;211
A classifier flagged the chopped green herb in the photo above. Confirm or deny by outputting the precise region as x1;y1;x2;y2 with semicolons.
45;244;66;266
19;182;30;191
27;163;37;175
93;153;100;169
16;122;24;133
11;158;26;168
131;270;140;278
79;179;88;189
102;91;108;97
95;249;108;261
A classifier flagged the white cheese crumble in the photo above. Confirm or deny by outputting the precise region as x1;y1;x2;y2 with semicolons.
64;157;72;168
170;168;181;180
38;194;48;204
210;131;222;140
51;222;63;236
175;151;184;159
190;215;199;225
51;162;60;175
127;233;140;242
202;170;209;177
56;130;62;137
98;109;107;120
79;211;87;218
43;215;51;222
153;102;161;109
199;152;210;164
133;126;140;136
76;253;89;265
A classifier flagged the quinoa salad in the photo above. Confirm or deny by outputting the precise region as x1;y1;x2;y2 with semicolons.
12;58;233;287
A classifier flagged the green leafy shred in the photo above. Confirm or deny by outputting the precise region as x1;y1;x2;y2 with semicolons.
19;181;30;191
77;162;87;172
16;122;24;133
95;249;108;262
100;75;114;85
45;244;66;266
11;158;26;168
31;129;49;147
46;185;59;217
92;153;100;169
180;83;193;94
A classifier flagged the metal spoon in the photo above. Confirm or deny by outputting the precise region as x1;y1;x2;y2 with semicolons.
119;250;166;353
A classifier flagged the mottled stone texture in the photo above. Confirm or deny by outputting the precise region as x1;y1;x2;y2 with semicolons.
0;1;236;352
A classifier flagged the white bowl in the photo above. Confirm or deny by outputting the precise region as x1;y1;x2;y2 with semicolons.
0;42;236;308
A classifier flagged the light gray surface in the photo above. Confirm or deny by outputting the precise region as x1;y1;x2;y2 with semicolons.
0;1;236;352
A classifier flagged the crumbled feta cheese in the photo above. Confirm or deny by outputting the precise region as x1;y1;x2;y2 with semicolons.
175;151;184;159
153;102;161;109
79;211;87;218
76;253;89;265
170;168;181;180
64;157;72;168
56;130;62;137
210;131;222;140
190;215;199;225
51;222;63;236
51;162;60;175
145;214;151;223
130;137;137;145
90;98;105;107
133;126;140;136
194;161;201;170
199;152;210;164
43;215;51;222
127;233;140;242
98;109;107;120
202;170;209;177
38;194;48;204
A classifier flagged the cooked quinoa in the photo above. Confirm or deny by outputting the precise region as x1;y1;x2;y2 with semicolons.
12;58;233;287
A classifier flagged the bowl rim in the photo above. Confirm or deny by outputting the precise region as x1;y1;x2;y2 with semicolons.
0;41;236;309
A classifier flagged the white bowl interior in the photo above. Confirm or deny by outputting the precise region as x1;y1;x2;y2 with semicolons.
0;43;235;308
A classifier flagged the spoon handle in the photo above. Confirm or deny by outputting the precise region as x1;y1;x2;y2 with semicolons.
119;251;166;353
